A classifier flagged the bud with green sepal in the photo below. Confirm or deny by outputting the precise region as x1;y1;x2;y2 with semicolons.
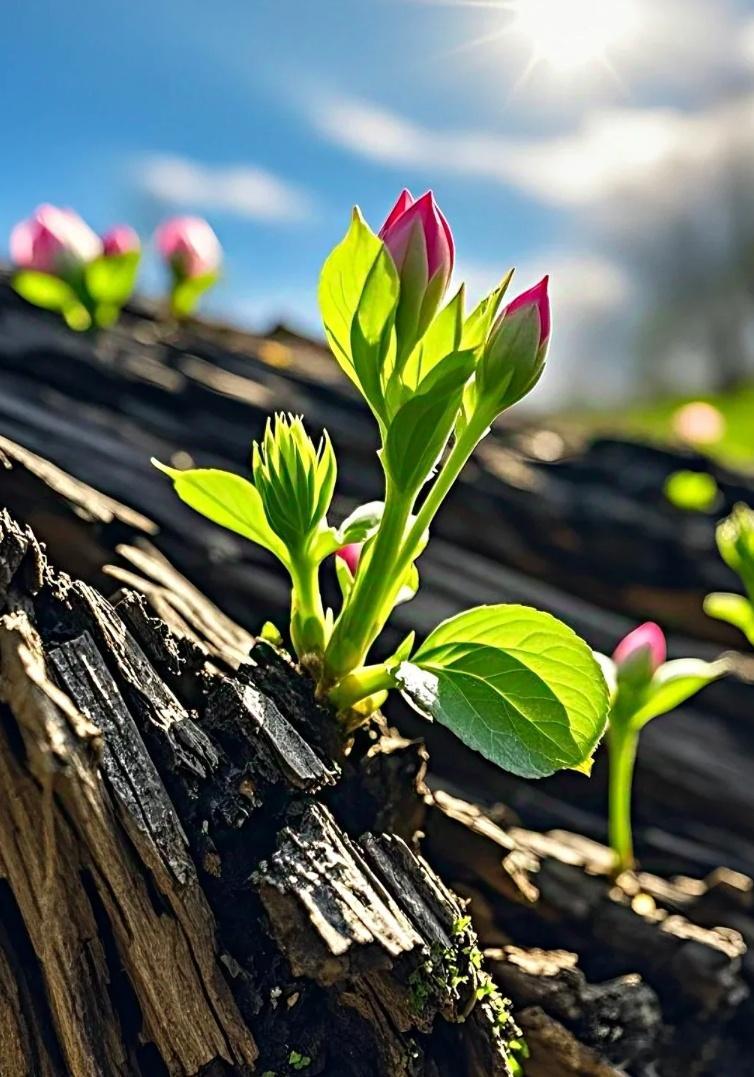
472;277;550;423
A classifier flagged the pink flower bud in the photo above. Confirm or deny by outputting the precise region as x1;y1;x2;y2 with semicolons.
102;225;140;257
335;543;362;576
10;204;102;276
379;189;454;356
613;622;666;680
155;216;222;278
501;276;551;350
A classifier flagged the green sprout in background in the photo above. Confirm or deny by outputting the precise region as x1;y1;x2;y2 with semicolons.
600;623;726;874
155;216;222;319
157;189;611;782
10;206;141;331
705;503;754;647
9;206;222;329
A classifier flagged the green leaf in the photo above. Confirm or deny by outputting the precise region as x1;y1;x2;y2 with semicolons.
12;270;78;313
716;504;754;603
385;631;416;670
396;604;609;779
664;470;719;512
337;501;384;546
383;350;476;493
335;554;355;602
259;621;283;647
704;591;754;646
319;209;395;412
171;273;219;318
350;244;399;418
461;271;514;350
628;658;727;729
62;301;92;331
396;561;420;605
85;252;140;305
152;461;289;566
399;285;466;395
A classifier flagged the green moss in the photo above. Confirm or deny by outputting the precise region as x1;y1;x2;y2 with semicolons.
288;1049;312;1071
408;915;524;1074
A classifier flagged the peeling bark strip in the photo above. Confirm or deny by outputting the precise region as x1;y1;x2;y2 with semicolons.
0;509;521;1075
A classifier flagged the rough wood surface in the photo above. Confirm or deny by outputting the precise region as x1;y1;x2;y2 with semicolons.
0;508;529;1076
1;277;753;885
2;282;754;1073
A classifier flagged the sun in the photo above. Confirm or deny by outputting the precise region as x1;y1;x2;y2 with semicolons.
509;0;640;73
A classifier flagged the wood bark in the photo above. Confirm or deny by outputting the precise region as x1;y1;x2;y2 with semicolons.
1;280;754;1073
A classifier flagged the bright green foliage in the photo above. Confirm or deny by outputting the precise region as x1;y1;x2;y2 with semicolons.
715;503;754;601
397;606;608;778
252;415;337;555
704;592;754;646
12;270;92;330
86;252;140;307
13;251;140;331
170;272;220;320
663;470;719;512
602;645;725;873
157;197;610;783
705;503;754;647
152;461;290;566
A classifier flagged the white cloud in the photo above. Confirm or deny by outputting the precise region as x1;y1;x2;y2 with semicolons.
313;91;754;213
138;154;313;222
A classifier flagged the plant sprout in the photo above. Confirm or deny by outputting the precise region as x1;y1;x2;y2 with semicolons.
155;216;222;319
705;503;754;647
10;205;141;330
156;189;610;780
601;623;726;874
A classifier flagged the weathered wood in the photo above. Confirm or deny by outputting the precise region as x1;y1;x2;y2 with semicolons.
3;282;754;1071
0;507;531;1075
1;283;754;882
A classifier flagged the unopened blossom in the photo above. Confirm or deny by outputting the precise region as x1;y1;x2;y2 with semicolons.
10;204;102;275
335;543;362;576
155;216;222;278
613;622;666;681
102;224;140;257
379;189;454;356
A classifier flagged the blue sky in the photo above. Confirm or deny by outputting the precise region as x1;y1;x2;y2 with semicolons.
4;0;754;402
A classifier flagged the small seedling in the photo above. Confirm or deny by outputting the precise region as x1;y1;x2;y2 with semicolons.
601;623;726;873
157;189;610;780
155;215;221;318
10;205;140;330
705;503;754;647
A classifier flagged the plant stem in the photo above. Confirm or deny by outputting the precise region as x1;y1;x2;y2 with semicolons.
372;416;488;625
289;555;326;659
328;664;396;711
608;720;638;874
323;484;412;680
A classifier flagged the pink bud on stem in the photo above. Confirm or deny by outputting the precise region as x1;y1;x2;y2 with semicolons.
155;216;222;279
612;622;666;683
378;189;454;360
335;543;362;576
102;225;140;257
10;204;102;277
500;276;551;351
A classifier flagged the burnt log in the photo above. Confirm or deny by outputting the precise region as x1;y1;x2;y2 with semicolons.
1;278;754;884
0;507;533;1075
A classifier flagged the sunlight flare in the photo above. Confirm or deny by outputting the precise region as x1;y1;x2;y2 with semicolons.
509;0;640;72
